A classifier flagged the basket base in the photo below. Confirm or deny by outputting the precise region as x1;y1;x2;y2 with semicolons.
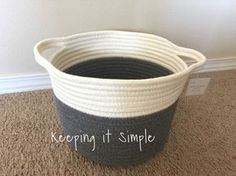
55;96;178;166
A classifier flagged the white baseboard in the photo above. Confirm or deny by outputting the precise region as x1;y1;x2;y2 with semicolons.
194;57;236;73
0;73;51;94
0;57;235;94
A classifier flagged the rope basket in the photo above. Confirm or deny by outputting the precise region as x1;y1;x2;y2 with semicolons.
34;31;206;165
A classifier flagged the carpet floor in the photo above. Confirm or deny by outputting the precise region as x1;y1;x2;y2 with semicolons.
0;70;236;176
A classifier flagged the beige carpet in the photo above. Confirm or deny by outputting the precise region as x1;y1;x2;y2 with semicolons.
0;70;236;176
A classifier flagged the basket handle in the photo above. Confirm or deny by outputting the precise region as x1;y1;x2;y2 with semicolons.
172;45;206;72
33;37;65;70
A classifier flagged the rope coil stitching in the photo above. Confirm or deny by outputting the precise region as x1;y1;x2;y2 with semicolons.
34;30;206;118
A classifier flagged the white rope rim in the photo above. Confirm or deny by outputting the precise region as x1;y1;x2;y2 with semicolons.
34;30;206;118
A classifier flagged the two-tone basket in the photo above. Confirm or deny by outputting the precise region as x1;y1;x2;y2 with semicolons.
34;31;206;165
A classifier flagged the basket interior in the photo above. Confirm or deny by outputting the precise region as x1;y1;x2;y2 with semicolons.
64;57;173;79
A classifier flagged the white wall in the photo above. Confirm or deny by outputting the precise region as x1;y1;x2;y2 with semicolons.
0;0;236;76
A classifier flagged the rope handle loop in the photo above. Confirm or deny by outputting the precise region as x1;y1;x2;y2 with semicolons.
171;44;206;72
34;37;65;70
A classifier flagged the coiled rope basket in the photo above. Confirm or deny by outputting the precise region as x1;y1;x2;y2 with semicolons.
34;31;206;165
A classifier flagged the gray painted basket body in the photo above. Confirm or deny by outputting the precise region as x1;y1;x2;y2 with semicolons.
34;31;206;166
55;97;177;165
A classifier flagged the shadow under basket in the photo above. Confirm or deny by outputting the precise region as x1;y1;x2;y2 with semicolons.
55;57;177;166
34;30;206;166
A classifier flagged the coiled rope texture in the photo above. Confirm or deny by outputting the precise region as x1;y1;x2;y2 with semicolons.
34;31;206;118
